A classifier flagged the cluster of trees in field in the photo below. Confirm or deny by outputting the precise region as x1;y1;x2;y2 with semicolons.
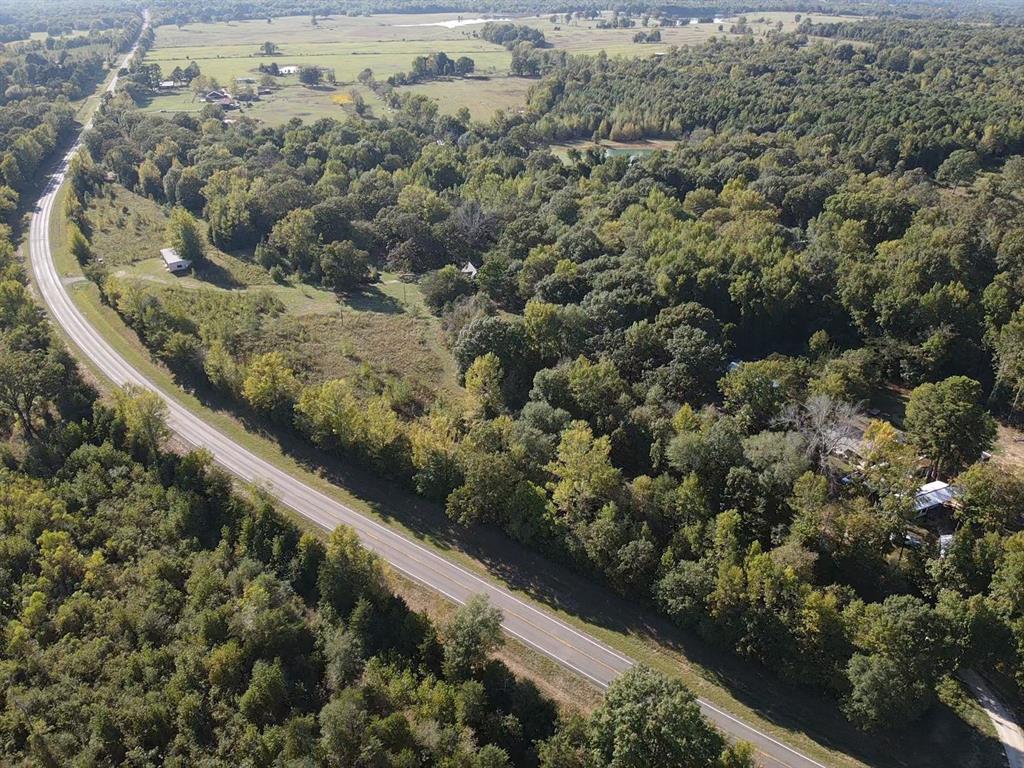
0;13;142;221
531;23;1024;171
76;35;1024;732
387;52;476;87
383;25;547;88
0;216;751;767
632;28;661;43
479;22;548;49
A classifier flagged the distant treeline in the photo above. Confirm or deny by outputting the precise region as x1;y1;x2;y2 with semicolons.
139;0;1024;26
530;23;1024;170
0;15;142;221
0;0;140;38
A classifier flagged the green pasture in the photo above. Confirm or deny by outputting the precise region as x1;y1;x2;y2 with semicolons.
145;40;511;84
142;82;385;126
142;10;866;124
402;76;535;118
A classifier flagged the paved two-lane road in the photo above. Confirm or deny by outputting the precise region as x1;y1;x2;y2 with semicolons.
27;16;827;768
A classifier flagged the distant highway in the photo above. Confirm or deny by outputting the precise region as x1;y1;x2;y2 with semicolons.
26;12;828;768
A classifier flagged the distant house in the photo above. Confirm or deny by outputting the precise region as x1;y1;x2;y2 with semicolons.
161;247;191;274
279;65;300;75
158;80;178;89
461;261;478;279
204;89;232;103
913;480;962;515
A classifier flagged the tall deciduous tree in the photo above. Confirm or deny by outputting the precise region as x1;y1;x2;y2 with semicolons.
319;240;370;291
905;376;996;477
588;665;740;768
465;352;505;418
442;594;503;680
299;66;322;86
113;385;169;464
167;206;204;264
242;351;299;421
0;347;64;440
994;308;1024;414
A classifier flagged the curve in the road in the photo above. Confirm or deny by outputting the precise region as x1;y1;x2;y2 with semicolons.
26;15;827;768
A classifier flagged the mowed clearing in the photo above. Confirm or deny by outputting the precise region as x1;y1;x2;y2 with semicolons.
86;185;464;403
404;76;537;117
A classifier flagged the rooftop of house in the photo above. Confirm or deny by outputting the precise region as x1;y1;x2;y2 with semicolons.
914;480;961;513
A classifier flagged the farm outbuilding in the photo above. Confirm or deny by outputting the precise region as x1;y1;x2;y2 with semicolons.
913;480;961;515
161;248;192;274
204;89;233;104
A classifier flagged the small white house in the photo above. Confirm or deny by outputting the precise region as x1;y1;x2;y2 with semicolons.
161;247;191;274
279;65;300;75
461;261;478;279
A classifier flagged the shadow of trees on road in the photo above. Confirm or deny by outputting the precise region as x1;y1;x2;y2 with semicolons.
157;359;1009;768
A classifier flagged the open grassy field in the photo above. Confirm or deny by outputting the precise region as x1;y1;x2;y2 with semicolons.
404;75;536;118
141;10;868;124
146;12;512;84
27;29;90;41
145;39;510;84
86;185;463;403
141;81;387;127
509;11;866;56
143;13;516;123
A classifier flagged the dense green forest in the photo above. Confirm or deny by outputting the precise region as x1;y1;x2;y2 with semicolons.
0;11;142;220
531;24;1024;167
0;1;138;41
68;7;1024;737
0;214;751;766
